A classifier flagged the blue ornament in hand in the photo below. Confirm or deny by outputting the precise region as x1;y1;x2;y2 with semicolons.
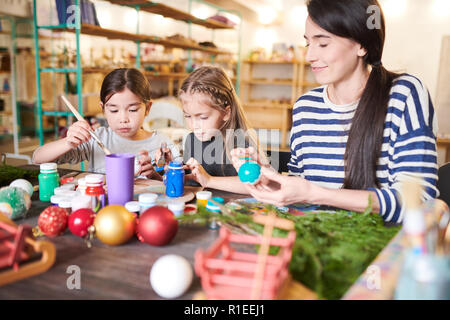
238;160;261;185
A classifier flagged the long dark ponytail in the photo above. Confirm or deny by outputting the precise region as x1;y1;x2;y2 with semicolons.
307;0;402;190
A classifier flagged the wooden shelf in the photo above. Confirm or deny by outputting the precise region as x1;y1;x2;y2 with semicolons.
0;71;11;74
244;101;292;109
144;71;188;79
300;81;321;87
242;79;294;86
0;91;11;95
244;60;299;64
52;24;230;55
107;1;235;30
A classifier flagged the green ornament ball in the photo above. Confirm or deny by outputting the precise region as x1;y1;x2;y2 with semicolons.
0;186;31;220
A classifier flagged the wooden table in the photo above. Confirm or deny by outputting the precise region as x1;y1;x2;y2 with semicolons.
0;166;245;300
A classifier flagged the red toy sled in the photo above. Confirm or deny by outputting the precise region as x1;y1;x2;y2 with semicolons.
195;211;297;300
0;213;56;286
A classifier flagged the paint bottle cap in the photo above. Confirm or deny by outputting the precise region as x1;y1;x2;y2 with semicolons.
85;174;104;186
139;193;158;204
168;161;183;170
206;197;225;212
53;186;67;195
50;195;67;205
58;199;73;209
40;163;57;173
125;201;141;213
196;191;212;200
59;183;75;190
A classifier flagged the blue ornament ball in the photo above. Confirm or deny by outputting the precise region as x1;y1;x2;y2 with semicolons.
238;161;261;185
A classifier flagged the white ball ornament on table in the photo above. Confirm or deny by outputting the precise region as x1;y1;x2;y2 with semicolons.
149;254;193;299
9;179;34;197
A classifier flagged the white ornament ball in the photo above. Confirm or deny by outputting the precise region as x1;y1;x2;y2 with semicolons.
10;179;34;197
149;254;193;299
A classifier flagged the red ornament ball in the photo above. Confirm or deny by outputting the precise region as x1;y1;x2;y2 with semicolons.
136;206;178;246
38;206;69;237
68;208;95;237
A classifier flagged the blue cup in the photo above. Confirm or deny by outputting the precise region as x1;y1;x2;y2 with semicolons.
164;161;185;198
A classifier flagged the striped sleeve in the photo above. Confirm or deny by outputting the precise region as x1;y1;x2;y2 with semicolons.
369;78;439;223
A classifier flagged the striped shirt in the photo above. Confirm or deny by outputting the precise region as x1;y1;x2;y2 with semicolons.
288;74;439;223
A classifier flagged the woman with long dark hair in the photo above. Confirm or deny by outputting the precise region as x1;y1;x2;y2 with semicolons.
231;0;439;223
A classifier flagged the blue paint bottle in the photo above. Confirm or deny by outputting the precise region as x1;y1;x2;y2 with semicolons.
164;161;184;197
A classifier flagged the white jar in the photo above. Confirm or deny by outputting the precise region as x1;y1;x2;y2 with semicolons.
168;201;185;217
125;201;141;216
71;194;92;212
77;178;87;195
59;199;73;214
138;193;158;214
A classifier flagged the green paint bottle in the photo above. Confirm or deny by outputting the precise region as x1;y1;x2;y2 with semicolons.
38;163;60;201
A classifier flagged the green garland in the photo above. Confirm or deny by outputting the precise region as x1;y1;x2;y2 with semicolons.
178;204;400;300
0;164;40;187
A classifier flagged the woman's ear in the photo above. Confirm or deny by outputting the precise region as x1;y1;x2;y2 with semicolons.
145;101;152;116
223;106;231;122
357;45;368;58
99;101;104;111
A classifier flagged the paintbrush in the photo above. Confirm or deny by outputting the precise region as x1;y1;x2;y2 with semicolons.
61;95;112;155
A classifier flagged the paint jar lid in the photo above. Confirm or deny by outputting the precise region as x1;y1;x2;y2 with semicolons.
61;190;79;199
125;201;141;213
53;186;67;195
168;161;183;170
206;197;225;212
196;191;212;200
59;183;75;190
40;163;57;173
139;193;158;204
85;174;104;186
168;201;185;211
50;195;67;204
58;199;73;209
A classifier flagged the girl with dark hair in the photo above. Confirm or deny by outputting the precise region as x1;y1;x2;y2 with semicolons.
33;68;181;178
231;0;439;223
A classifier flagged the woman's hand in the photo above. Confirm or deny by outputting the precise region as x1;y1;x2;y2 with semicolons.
136;150;158;179
64;120;92;148
184;157;212;188
230;147;314;207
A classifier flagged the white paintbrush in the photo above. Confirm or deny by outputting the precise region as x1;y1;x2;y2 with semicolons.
61;95;112;155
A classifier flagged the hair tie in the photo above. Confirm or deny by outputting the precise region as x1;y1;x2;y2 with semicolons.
372;61;382;67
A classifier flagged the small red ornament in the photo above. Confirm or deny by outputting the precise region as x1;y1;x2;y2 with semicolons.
37;206;69;237
68;208;95;237
136;206;178;246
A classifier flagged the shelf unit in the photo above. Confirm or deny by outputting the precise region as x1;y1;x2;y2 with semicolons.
0;15;33;163
32;0;242;151
240;59;320;150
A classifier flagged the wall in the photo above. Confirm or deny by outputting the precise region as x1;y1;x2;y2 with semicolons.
242;0;450;104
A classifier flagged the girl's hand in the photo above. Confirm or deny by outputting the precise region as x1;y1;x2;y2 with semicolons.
155;144;173;168
136;150;158;179
184;157;212;188
65;120;92;148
